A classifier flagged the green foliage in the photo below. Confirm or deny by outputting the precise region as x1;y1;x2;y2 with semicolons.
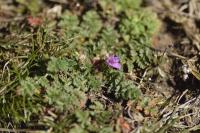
119;9;160;69
45;79;86;111
58;11;80;39
115;0;142;14
68;101;117;133
101;27;119;47
16;0;42;14
0;0;161;132
59;10;102;40
106;70;140;100
120;10;160;39
80;11;102;38
99;0;142;15
58;3;160;70
19;58;89;112
47;57;77;73
20;77;40;97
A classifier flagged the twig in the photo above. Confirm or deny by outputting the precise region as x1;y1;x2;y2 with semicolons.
137;69;147;88
167;52;187;60
176;89;188;105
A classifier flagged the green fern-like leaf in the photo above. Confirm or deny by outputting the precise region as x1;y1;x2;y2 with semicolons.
80;11;102;38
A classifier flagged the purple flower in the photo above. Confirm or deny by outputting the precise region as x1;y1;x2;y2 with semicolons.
106;55;121;69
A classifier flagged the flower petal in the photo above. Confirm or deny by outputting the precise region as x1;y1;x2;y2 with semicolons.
111;62;121;69
112;56;120;63
106;55;121;69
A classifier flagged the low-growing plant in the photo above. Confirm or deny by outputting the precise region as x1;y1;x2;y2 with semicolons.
0;0;162;132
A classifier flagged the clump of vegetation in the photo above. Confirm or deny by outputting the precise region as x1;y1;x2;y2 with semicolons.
0;0;167;132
